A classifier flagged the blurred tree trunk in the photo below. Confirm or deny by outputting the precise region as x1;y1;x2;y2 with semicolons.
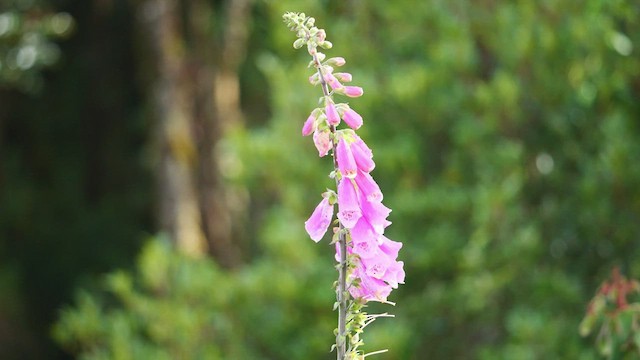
138;0;250;265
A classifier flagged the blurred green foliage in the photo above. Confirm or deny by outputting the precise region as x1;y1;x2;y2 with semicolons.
55;236;336;360
0;0;74;92
2;0;640;359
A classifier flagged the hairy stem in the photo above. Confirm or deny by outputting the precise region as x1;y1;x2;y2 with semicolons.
312;51;348;360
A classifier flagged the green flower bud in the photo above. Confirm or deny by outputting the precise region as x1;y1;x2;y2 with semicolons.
293;38;305;49
320;40;333;49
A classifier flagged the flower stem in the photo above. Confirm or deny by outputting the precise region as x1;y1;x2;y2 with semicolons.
313;52;348;360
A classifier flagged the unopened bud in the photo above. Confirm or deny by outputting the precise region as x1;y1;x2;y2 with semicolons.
326;57;346;67
343;86;363;97
309;73;320;85
293;38;305;49
319;40;333;49
334;72;352;82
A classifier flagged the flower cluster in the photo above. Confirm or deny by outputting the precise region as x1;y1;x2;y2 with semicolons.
288;14;405;303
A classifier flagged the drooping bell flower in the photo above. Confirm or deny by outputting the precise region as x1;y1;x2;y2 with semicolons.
384;260;405;288
349;217;379;247
336;137;357;178
354;170;383;202
360;195;391;234
337;178;361;228
352;135;373;159
325;100;340;125
305;197;334;242
351;138;375;172
342;107;363;130
351;220;379;259
313;129;331;157
379;235;403;256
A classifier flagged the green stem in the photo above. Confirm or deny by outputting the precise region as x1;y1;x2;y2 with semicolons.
312;50;348;360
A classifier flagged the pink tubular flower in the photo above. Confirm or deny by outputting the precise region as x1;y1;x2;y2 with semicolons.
351;139;375;172
336;138;357;178
302;112;316;136
379;235;403;257
384;261;405;288
304;197;334;242
353;135;373;158
313;129;331;157
325;101;340;125
342;107;363;130
337;178;362;228
349;217;378;246
344;86;364;97
360;196;391;234
354;170;383;202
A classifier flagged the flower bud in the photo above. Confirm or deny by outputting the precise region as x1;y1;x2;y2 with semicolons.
334;72;353;82
342;107;363;130
343;86;364;97
320;40;333;49
325;101;340;126
324;72;343;90
293;38;305;49
302;111;317;136
326;57;346;67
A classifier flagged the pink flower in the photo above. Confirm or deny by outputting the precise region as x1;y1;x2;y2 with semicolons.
304;197;334;242
336;138;357;178
313;129;331;157
379;235;403;257
344;86;364;97
384;260;405;288
351;138;375;172
353;135;373;158
302;112;316;136
354;170;383;202
349;217;379;246
362;253;392;279
360;196;391;234
349;265;392;302
342;108;363;130
325;101;340;125
337;178;362;228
